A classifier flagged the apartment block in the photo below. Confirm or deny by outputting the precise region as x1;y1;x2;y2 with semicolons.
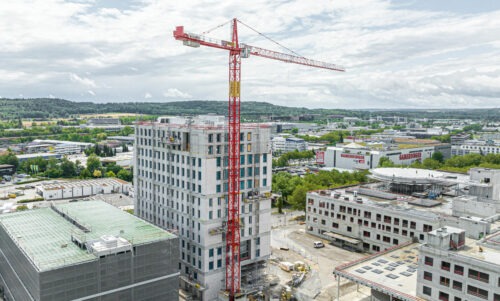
417;227;500;301
134;115;272;301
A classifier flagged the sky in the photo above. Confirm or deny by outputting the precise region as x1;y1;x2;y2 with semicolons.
0;0;499;109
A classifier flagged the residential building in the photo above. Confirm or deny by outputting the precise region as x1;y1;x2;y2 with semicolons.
134;115;272;301
417;227;500;301
0;201;179;301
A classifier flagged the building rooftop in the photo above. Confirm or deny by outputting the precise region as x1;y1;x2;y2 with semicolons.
0;201;175;271
335;242;424;301
308;188;447;221
37;178;130;191
370;168;470;185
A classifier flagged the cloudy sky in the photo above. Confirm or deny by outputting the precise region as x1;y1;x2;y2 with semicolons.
1;0;499;109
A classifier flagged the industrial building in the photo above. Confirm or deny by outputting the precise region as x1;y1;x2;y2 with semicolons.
134;115;272;301
36;178;132;200
29;139;93;155
0;164;15;177
316;142;450;170
16;153;62;162
0;200;179;301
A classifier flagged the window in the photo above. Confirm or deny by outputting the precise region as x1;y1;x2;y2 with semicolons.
423;271;432;281
424;256;433;266
440;276;450;287
452;280;462;291
363;231;370;237
423;286;431;296
439;291;449;301
247;144;252;152
209;261;214;270
332;222;339;228
467;285;488;300
247;132;252;141
469;269;489;283
441;261;451;271
410;221;416;229
347;226;352;232
209;249;214;257
263;154;267;162
454;265;464;275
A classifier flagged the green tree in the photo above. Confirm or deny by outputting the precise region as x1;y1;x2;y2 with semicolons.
378;157;395;167
431;151;444;163
16;205;29;211
289;182;322;211
93;169;102;178
60;158;77;177
86;154;101;173
80;168;91;179
117;169;133;182
0;151;19;169
105;171;116;178
422;158;442;169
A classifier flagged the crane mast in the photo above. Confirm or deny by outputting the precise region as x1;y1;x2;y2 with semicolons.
173;18;344;301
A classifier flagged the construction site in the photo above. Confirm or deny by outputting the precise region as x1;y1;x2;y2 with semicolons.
133;18;344;301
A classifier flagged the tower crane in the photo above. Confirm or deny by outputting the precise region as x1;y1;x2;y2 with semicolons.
173;18;344;301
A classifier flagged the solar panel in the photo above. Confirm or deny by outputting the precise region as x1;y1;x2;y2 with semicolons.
386;274;399;279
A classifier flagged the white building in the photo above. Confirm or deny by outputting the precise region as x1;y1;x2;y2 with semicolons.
134;115;272;301
417;227;500;301
451;140;500;156
453;168;500;217
36;178;131;200
318;143;437;170
271;136;307;153
305;185;495;254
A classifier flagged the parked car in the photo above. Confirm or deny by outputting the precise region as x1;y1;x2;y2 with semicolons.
313;241;325;248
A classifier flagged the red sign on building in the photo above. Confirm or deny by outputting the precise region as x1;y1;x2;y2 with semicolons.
316;151;325;164
399;152;422;160
341;153;365;160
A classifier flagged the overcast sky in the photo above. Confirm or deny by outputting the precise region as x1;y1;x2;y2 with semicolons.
1;0;499;109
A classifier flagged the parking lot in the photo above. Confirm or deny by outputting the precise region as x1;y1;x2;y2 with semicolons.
270;210;366;300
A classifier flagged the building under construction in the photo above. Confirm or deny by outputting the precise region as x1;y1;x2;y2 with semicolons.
0;200;179;301
134;115;272;301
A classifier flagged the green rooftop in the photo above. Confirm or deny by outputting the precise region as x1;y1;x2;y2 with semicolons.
0;201;175;271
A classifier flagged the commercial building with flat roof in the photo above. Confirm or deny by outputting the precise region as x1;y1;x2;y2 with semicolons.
35;178;132;200
0;200;178;301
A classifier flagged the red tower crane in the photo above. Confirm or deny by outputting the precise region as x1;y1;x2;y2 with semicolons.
173;18;344;300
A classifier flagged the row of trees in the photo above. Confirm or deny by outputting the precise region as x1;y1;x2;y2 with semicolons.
272;150;315;167
17;154;133;182
379;152;500;173
272;169;368;212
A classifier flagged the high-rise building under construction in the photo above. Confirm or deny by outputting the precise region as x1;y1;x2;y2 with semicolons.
134;115;272;301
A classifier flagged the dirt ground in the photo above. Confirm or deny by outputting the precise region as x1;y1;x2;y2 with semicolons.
270;211;367;300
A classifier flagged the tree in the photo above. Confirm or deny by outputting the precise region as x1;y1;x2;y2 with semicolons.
122;143;129;152
289;182;321;211
105;171;116;178
431;151;444;163
378;157;395;167
93;169;102;178
106;162;123;175
80;168;91;179
422;158;442;169
117;169;133;182
16;205;29;211
86;154;101;173
0;151;19;169
60;158;77;177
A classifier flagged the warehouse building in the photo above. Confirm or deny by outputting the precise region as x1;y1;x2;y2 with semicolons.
36;178;132;200
0;200;178;301
135;115;272;301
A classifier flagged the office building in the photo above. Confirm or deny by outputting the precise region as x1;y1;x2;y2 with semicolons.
134;115;272;301
0;201;178;301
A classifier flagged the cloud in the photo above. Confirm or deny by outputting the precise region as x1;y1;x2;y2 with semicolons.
0;0;499;108
163;88;191;99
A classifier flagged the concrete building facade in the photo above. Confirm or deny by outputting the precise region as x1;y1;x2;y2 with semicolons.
305;189;441;253
417;227;500;301
134;115;272;301
0;201;178;301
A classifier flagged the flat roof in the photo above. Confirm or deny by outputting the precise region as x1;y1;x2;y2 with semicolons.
16;153;61;159
38;178;130;190
335;242;424;301
0;201;175;271
370;168;469;185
